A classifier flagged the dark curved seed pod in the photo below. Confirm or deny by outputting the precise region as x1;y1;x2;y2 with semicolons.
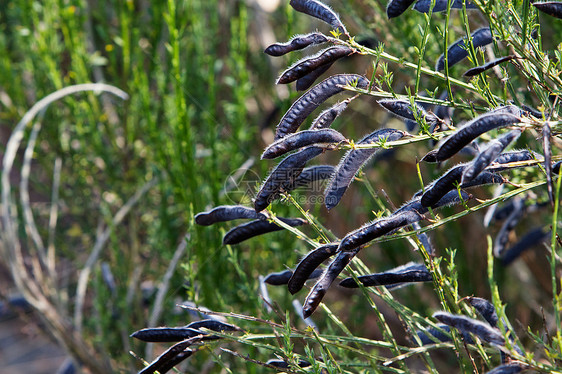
302;251;355;318
264;32;329;56
421;149;439;163
266;359;312;369
415;324;474;345
290;0;348;35
139;342;194;374
186;319;240;332
386;0;417;18
130;327;204;342
377;98;439;124
433;112;521;162
433;311;505;345
493;197;525;258
195;205;265;226
421;164;466;207
324;129;406;209
462;130;521;183
222;217;306;245
501;226;550;266
486;149;538;172
264;268;324;286
296;62;334;91
486;363;524;374
309;99;353;130
338;210;423;252
288;243;338;294
277;46;354;85
543;123;553;204
396;189;471;216
255;146;324;212
413;0;477;13
291;165;336;190
533;1;562;19
339;262;431;288
436;28;493;71
521;104;543;118
262;129;346;159
460;171;505;190
413;222;434;255
275;74;369;140
463;55;517;77
465;297;498;327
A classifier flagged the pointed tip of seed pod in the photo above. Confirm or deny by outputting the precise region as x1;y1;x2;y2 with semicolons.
421;150;439;163
260;150;274;160
338;278;358;288
302;306;313;319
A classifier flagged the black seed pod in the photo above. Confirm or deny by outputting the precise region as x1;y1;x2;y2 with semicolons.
543;123;553;204
296;63;333;91
462;129;521;183
261;129;346;159
501;226;550;266
432;112;520;162
290;0;348;35
386;0;417;18
275;74;369;140
277;46;354;85
324;129;406;209
222;218;306;245
465;297;499;327
493;197;525;258
139;343;194;374
377;98;439;124
420;164;466;207
338;210;423;252
255;146;324;212
195;205;266;225
130;327;205;342
288;243;339;294
436;28;493;71
486;363;525;374
463;55;517;77
533;1;562;19
414;0;477;13
264;32;329;56
186;319;240;332
309;99;352;130
266;359;311;368
415;324;474;345
291;165;336;190
433;311;505;345
339;262;431;288
302;251;355;318
264;268;323;286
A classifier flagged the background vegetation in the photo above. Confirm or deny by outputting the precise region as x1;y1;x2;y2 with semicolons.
0;0;560;373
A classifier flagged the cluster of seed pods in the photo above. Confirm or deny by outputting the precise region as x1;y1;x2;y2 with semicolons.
134;0;560;372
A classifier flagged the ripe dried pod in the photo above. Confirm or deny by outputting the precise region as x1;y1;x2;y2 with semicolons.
130;327;205;343
263;268;323;286
377;98;439;124
464;297;499;327
290;0;348;35
386;0;417;18
431;112;521;162
420;164;466;207
288;243;339;294
291;165;336;190
139;342;195;374
296;63;334;91
501;226;550;266
194;205;265;226
277;46;354;85
275;74;369;140
338;210;423;252
339;262;431;288
266;359;311;369
324;128;406;210
186;319;240;333
463;55;517;77
302;251;355;318
254;146;324;212
435;28;493;71
261;129;346;159
486;149;538;171
309;99;353;130
413;0;477;13
462;129;521;183
222;217;306;245
533;1;562;19
543;123;553;204
264;32;329;56
486;363;525;374
415;324;474;345
493;197;525;258
433;311;505;345
396;189;471;216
